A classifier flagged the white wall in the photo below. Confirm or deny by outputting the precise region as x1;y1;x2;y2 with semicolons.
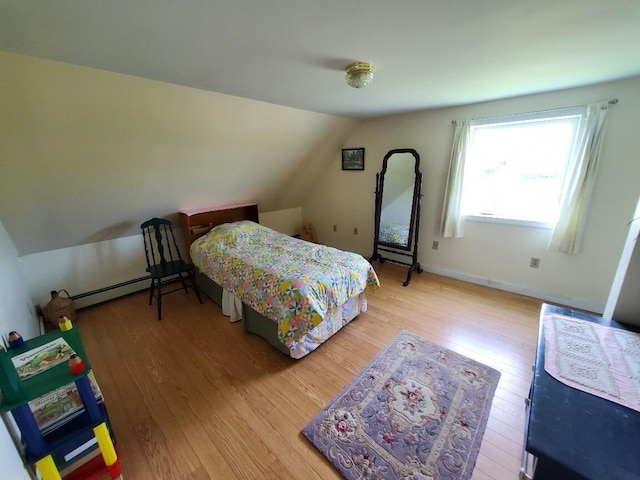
0;220;39;480
0;222;40;342
303;76;640;313
259;207;303;237
20;208;303;310
20;235;149;310
604;196;640;325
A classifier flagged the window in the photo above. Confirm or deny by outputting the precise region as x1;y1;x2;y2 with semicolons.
461;108;585;226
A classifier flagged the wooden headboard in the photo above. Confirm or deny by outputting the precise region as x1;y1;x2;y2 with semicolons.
179;203;259;261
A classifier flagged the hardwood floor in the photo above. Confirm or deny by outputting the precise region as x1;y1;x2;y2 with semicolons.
75;263;543;479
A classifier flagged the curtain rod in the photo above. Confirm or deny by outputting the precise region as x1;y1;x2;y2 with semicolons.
451;98;619;124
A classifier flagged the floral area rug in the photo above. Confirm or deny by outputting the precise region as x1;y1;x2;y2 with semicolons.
302;330;501;480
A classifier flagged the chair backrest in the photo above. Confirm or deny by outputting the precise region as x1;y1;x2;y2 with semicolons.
141;218;185;268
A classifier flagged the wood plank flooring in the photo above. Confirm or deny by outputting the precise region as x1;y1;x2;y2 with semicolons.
75;262;543;479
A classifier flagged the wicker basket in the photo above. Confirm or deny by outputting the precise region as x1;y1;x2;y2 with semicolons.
42;289;76;325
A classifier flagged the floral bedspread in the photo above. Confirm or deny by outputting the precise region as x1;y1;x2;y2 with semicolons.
190;221;380;349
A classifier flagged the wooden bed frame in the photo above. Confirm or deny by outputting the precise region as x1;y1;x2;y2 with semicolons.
179;203;291;355
179;203;259;262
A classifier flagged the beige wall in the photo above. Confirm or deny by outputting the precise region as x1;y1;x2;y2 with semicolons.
0;51;357;309
303;76;640;313
3;50;640;315
0;51;357;256
4;49;639;478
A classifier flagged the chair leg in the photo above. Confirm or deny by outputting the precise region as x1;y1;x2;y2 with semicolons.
156;278;162;320
147;280;154;306
178;272;189;293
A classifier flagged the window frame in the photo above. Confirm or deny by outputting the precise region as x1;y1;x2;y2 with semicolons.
460;106;587;229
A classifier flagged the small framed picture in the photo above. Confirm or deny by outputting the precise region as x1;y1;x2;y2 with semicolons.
342;148;365;171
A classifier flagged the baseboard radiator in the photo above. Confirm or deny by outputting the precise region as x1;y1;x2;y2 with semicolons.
70;276;151;301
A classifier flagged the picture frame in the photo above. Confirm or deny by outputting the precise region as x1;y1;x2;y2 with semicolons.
342;148;365;171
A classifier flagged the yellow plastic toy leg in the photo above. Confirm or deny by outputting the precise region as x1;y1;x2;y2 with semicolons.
93;422;117;466
35;454;62;480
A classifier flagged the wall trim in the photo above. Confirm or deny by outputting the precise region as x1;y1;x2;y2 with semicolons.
423;265;604;315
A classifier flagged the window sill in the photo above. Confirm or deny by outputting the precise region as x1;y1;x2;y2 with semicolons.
465;214;554;229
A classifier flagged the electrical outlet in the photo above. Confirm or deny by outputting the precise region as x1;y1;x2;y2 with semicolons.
530;257;540;268
353;227;358;235
333;225;337;232
432;240;439;250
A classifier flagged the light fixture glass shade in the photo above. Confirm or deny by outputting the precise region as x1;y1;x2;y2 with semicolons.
345;62;374;88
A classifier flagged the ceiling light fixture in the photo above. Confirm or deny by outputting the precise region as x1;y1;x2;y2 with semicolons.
345;62;374;88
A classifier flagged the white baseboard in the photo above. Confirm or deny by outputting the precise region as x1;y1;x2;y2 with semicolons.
423;265;604;314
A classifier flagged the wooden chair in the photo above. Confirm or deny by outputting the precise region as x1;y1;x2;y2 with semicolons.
141;217;203;319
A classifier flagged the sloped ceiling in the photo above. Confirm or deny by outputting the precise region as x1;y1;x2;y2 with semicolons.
2;1;640;257
0;52;357;255
1;0;640;118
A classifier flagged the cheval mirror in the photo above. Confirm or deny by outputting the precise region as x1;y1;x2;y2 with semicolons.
370;148;423;286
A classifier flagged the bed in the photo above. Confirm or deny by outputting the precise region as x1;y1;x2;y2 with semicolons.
179;203;380;359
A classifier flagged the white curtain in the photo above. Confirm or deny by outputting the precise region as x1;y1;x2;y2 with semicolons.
549;102;610;254
440;120;470;238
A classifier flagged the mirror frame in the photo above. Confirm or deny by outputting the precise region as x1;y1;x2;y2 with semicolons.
370;148;423;286
375;149;421;251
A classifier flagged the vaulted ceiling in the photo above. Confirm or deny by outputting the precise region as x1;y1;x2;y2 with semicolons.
2;0;639;119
